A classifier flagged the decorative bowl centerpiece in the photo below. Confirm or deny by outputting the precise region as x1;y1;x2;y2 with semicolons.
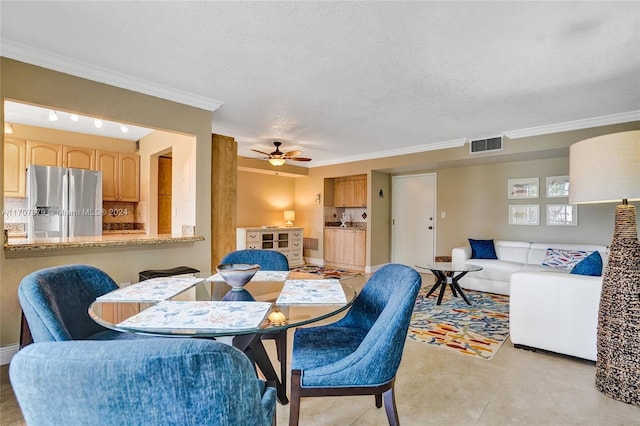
216;263;260;290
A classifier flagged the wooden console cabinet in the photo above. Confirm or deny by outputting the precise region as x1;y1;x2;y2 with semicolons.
236;227;304;267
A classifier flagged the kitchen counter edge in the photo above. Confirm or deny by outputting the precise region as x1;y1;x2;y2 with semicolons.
4;234;206;257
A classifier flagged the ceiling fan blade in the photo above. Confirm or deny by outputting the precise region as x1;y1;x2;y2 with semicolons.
251;148;272;156
289;157;312;162
284;150;302;157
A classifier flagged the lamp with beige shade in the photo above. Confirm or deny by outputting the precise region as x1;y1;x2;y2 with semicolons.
569;130;640;406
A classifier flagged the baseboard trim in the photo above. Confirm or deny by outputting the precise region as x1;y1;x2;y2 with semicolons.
1;344;19;365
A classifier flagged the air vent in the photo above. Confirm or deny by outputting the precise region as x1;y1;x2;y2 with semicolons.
469;136;503;154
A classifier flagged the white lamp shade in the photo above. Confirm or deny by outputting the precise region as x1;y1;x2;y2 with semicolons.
569;130;640;204
284;210;295;221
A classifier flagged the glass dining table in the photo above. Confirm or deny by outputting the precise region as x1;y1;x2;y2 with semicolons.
89;271;357;404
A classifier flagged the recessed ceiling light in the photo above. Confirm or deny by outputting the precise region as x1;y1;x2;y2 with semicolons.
94;119;103;128
70;114;79;122
120;124;128;133
48;110;58;121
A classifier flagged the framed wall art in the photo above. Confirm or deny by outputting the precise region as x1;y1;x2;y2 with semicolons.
508;178;539;199
547;204;578;226
546;176;570;198
508;204;540;225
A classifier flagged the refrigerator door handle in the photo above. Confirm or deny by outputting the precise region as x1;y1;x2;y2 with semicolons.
63;173;69;238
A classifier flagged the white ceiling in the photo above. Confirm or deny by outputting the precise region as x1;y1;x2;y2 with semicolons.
1;1;639;167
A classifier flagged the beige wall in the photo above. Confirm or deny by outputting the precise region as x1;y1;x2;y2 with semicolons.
237;121;639;269
237;170;296;228
1;58;213;351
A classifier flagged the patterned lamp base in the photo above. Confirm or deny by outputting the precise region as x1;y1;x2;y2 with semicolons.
595;204;640;406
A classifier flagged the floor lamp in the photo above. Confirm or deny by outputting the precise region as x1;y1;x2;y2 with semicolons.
569;130;640;406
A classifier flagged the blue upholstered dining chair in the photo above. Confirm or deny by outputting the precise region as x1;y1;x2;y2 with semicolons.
220;249;290;390
18;264;145;343
9;338;277;426
288;263;422;426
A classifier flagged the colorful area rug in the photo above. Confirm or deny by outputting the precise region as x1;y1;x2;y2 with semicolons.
290;265;363;279
408;288;510;360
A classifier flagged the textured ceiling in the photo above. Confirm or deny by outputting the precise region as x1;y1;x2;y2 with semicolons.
1;1;639;166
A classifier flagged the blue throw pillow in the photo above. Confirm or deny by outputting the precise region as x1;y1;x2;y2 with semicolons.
570;251;603;276
468;239;498;259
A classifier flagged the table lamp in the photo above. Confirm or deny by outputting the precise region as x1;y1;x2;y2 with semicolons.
284;210;295;227
569;130;640;406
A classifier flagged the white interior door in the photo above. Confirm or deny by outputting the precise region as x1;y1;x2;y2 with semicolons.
391;173;436;268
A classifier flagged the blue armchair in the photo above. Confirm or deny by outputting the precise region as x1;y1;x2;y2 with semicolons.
18;264;145;343
220;249;289;271
289;264;422;426
9;338;277;426
220;249;291;396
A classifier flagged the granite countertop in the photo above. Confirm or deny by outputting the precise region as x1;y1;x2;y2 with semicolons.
4;234;205;257
324;225;367;230
102;229;147;235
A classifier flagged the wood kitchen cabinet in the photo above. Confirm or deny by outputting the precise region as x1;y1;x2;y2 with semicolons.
96;150;140;202
333;175;367;207
4;138;26;197
63;146;95;170
26;141;63;167
324;228;366;269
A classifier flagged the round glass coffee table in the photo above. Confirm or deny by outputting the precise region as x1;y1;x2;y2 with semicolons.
415;262;483;305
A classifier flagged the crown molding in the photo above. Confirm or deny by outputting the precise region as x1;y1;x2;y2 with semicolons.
1;40;223;112
310;138;467;167
503;111;640;139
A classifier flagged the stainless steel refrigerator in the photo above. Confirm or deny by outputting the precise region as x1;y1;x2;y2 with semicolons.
27;165;103;238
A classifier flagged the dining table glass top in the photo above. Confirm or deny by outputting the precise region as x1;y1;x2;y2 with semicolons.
89;271;357;338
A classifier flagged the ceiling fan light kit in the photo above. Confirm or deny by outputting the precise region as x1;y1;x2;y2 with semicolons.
252;141;312;167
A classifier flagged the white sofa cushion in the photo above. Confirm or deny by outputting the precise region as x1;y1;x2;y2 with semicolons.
463;259;524;283
494;240;531;263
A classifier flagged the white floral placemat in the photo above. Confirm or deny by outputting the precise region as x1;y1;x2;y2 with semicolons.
276;279;347;304
117;301;272;331
207;270;290;282
96;277;203;303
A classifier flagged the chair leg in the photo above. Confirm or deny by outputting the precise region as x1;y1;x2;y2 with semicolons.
289;370;302;426
375;393;382;408
383;385;399;426
276;330;288;394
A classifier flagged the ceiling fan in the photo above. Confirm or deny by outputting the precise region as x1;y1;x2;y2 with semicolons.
251;141;312;166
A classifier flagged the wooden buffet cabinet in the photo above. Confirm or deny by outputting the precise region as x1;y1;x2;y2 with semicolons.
236;227;304;267
324;228;366;270
3;139;140;202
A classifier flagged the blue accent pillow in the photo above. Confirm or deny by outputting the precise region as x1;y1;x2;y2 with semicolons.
468;239;498;259
570;251;603;276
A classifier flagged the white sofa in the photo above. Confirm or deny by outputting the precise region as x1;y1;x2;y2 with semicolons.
451;240;608;295
509;270;601;361
451;240;607;361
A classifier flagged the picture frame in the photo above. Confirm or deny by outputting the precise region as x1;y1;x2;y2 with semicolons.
546;176;570;198
508;178;539;199
546;204;578;226
508;204;540;225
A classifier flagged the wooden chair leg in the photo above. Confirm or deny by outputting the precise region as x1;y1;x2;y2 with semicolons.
383;385;399;426
375;393;382;408
289;370;302;426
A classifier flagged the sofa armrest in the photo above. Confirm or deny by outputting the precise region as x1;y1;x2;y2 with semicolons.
510;271;601;361
452;246;471;264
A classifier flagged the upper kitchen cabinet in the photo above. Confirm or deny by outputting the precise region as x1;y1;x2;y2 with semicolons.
4;138;27;197
63;146;95;170
333;174;367;207
27;141;63;167
96;150;140;202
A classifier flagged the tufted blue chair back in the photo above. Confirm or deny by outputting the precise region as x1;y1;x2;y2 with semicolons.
18;264;120;342
294;263;422;388
10;338;277;426
220;249;289;271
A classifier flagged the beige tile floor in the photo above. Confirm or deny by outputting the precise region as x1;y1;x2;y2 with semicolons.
2;273;640;425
